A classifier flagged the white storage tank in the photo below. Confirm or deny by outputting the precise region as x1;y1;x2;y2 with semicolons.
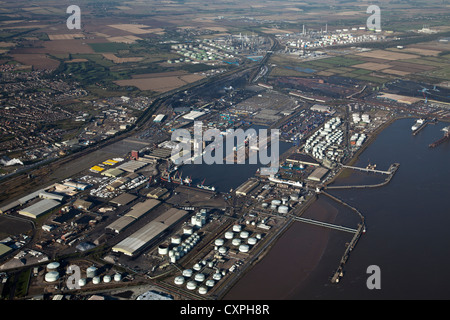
232;238;241;246
212;272;222;281
86;266;97;278
205;279;215;287
194;273;205;282
193;263;202;271
174;276;185;285
114;273;122;282
239;244;250;253
183;226;194;235
92;276;101;284
171;235;182;245
278;205;289;214
78;278;87;287
186;281;197;290
218;246;227;254
247;237;257;245
44;271;59;282
182;269;193;277
158;245;169;255
224;231;234;239
198;286;208;295
103;275;111;283
46;262;60;271
271;200;281;206
214;238;225;246
239;231;249;239
232;224;242;232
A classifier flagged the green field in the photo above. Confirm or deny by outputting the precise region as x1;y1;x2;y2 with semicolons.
89;42;131;53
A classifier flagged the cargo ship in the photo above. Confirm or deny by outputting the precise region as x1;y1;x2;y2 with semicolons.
196;179;216;191
411;118;426;133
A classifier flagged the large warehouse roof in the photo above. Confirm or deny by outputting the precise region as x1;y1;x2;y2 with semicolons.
307;167;329;182
112;208;188;256
18;199;60;219
106;199;161;233
125;199;160;219
110;193;137;206
116;160;148;173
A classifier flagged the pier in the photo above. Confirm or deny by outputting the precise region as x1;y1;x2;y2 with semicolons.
290;216;358;234
326;163;400;190
319;191;366;284
341;164;393;175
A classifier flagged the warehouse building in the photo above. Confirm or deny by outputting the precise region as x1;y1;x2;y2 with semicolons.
39;191;65;202
116;160;148;173
106;199;161;233
235;179;259;196
73;199;93;211
145;148;172;160
112;207;188;256
307;167;329;182
18;199;60;219
101;168;124;178
286;153;320;167
110;193;137;206
182;111;206;121
146;187;168;199
153;114;165;122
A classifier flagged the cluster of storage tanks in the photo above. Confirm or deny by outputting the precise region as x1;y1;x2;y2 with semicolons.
159;230;201;264
304;117;343;161
173;259;226;295
216;224;262;256
170;39;236;63
350;133;367;147
43;262;122;288
261;197;292;214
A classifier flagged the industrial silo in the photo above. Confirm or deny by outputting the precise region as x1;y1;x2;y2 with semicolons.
182;269;193;277
78;278;87;287
158;245;169;255
46;262;60;272
212;272;222;281
239;244;250;253
232;238;241;246
224;231;234;239
44;271;59;282
86;266;97;278
92;276;101;285
214;238;225;246
218;246;227;254
278;205;289;214
171;235;182;245
186;281;197;290
239;231;249;239
174;276;185;285
232;224;242;232
194;273;205;282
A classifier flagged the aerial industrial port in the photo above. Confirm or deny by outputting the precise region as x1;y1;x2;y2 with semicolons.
0;0;449;302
